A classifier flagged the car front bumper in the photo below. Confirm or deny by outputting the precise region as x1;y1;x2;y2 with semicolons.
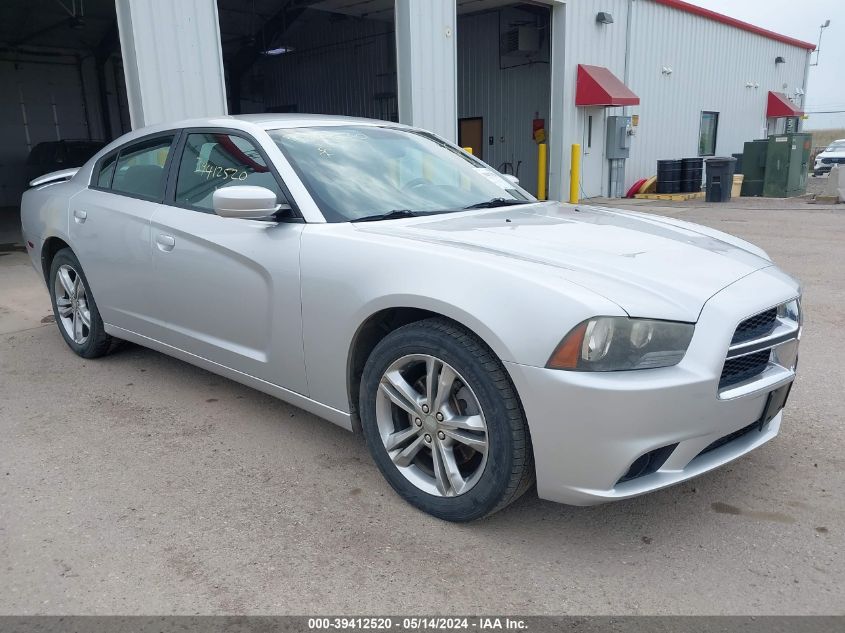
506;266;801;506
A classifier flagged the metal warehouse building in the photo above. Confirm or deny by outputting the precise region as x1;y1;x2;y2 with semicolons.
1;0;814;206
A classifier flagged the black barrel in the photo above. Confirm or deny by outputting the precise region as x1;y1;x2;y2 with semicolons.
656;159;682;194
681;157;704;193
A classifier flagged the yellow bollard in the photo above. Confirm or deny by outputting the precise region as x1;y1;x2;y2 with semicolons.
569;143;581;204
463;147;474;155
537;143;547;201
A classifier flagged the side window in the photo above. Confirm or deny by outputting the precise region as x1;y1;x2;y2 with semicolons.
97;154;117;188
175;132;284;212
698;111;719;157
111;136;174;199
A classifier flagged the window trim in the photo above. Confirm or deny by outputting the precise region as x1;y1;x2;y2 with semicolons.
698;111;719;157
165;127;303;221
89;130;181;203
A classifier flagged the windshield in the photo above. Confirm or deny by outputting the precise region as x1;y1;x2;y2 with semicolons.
825;141;845;152
269;125;533;222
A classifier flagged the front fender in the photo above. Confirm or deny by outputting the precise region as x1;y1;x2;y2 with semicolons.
299;224;623;413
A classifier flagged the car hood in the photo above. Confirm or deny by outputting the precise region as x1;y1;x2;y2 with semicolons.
818;149;845;159
356;202;774;322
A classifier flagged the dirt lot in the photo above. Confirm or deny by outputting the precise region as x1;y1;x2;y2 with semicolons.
1;193;843;615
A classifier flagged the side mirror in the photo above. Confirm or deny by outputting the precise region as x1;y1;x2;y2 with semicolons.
213;186;288;219
502;174;520;187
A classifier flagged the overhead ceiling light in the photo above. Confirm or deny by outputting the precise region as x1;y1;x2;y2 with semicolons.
596;12;614;25
262;46;294;56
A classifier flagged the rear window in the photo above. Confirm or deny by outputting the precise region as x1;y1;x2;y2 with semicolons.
110;136;174;200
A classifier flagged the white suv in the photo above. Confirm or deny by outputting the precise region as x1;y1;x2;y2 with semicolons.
814;139;845;176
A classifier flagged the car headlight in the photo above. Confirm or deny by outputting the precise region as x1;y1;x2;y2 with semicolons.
777;297;802;326
546;317;695;371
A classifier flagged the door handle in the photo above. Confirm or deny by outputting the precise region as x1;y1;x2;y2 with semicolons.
156;233;176;252
73;209;87;223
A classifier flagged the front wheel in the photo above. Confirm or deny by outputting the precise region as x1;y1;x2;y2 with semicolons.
359;318;534;521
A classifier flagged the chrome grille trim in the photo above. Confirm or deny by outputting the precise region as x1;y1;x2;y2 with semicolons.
725;319;800;360
718;299;801;397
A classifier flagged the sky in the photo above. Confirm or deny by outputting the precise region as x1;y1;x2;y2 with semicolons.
683;0;845;130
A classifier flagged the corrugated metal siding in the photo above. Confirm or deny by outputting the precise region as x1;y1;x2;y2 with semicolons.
553;0;810;196
550;0;630;198
254;15;397;120
116;0;227;128
624;0;810;187
457;9;551;191
395;0;457;141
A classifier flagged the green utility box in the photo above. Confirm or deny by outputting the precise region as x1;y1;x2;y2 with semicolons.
762;133;812;198
740;139;769;197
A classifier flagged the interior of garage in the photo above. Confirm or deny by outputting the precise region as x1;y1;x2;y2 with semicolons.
219;0;551;196
0;0;552;213
0;0;130;209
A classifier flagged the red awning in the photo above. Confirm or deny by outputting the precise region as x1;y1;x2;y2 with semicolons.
767;91;803;118
575;64;640;107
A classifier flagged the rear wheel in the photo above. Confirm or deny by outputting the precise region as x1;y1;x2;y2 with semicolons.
48;248;114;358
359;318;534;521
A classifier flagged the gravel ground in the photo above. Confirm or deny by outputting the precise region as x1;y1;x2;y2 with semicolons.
0;197;843;615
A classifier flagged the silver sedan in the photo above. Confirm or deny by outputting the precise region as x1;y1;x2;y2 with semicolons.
21;114;801;521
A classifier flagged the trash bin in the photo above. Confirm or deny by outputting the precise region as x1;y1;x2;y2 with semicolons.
705;157;737;202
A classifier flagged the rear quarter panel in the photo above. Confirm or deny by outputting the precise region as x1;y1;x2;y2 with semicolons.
20;180;78;282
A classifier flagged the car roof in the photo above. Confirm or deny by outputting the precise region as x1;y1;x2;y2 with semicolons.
231;113;404;130
131;113;405;136
95;113;413;157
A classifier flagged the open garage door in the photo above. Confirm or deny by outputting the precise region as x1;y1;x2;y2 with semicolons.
458;1;551;199
0;0;129;209
218;0;550;200
219;0;398;121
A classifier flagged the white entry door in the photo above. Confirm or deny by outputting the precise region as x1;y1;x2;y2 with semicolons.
580;107;606;198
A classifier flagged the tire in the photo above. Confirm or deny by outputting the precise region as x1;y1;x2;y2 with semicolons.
359;317;534;522
48;248;115;358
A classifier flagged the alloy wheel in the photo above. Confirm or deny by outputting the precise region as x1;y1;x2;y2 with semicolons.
375;354;489;497
54;264;91;345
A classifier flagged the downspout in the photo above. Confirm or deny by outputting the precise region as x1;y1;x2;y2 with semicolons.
800;48;811;132
623;0;633;117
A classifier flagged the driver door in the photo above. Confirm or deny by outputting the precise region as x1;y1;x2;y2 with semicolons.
146;129;307;395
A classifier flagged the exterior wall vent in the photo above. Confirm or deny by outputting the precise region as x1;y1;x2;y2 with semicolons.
500;26;540;57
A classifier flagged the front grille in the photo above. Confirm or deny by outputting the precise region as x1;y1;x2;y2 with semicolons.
719;349;771;389
731;308;777;344
719;301;799;394
822;157;845;165
697;420;766;458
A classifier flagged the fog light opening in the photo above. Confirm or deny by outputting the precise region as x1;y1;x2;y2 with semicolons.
616;443;678;485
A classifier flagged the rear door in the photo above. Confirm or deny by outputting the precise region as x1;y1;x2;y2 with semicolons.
69;133;176;334
146;129;307;394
